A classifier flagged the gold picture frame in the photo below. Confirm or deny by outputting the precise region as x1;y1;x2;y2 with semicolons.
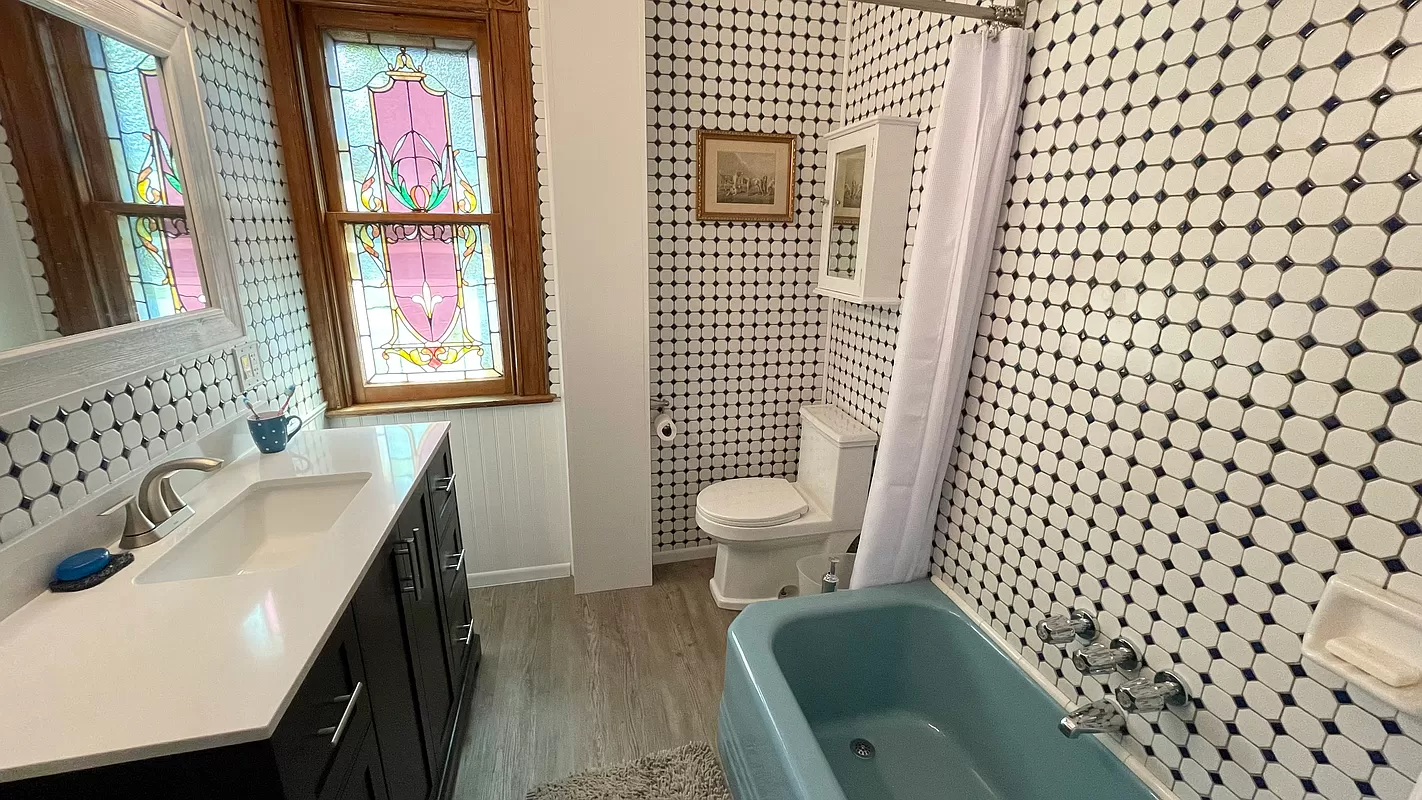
695;130;797;222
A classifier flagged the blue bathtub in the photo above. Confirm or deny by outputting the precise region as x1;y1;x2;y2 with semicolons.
718;581;1159;800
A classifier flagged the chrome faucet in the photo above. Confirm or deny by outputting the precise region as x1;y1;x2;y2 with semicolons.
102;457;224;548
1116;672;1190;713
1059;698;1125;738
1035;610;1097;646
1072;638;1141;675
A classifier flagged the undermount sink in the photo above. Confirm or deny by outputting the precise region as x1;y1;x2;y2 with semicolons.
136;473;372;584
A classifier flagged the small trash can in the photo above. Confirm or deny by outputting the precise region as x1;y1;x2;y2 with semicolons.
796;552;856;597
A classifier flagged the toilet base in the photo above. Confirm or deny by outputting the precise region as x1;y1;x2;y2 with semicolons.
709;532;857;611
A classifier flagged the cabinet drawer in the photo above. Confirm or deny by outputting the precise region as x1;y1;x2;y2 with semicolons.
272;609;372;800
444;573;475;685
425;442;456;517
435;512;464;601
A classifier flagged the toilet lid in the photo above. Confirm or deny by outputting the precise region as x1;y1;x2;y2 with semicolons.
697;478;809;528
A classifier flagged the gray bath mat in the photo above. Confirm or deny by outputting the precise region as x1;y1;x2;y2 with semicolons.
526;742;731;800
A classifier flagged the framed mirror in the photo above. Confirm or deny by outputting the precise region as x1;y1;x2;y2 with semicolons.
0;0;242;413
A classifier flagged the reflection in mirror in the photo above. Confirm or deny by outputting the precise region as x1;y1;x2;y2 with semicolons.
827;145;865;280
0;0;208;351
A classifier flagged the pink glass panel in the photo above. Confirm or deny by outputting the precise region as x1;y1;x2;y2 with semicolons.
371;78;452;213
385;223;459;340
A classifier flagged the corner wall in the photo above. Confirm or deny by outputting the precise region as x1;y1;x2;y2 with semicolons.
826;1;1422;798
544;0;652;593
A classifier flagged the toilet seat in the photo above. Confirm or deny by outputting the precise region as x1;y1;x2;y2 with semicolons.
696;478;809;528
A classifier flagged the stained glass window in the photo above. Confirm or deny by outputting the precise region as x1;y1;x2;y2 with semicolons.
323;30;503;386
342;223;502;384
324;31;490;215
85;31;205;319
117;215;202;320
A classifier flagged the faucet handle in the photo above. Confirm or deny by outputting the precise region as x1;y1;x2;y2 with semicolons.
1058;698;1124;738
1071;638;1142;675
1035;610;1097;646
1116;672;1189;713
100;495;157;549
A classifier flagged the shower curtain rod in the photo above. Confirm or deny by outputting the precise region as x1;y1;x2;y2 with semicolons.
853;0;1026;26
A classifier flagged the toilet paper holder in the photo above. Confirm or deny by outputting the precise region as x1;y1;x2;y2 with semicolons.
650;395;670;412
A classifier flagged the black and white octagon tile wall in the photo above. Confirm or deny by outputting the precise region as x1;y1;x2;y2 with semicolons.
829;0;1422;798
646;0;844;552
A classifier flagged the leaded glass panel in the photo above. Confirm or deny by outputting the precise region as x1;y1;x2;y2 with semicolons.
342;222;502;384
323;30;490;215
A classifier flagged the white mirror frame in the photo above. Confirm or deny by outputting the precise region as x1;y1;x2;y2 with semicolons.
0;0;244;414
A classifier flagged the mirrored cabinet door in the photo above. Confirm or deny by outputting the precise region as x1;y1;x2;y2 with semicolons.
826;144;866;281
0;0;211;347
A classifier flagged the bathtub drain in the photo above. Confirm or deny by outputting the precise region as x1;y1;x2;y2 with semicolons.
850;738;876;759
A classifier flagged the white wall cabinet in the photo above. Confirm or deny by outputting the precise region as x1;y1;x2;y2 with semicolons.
815;115;918;306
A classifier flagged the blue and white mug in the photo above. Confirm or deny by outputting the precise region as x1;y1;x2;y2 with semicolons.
248;413;303;454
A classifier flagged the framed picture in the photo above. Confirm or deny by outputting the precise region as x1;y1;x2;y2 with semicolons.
696;130;797;222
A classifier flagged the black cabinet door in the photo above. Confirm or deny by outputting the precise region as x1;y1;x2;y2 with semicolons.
321;726;389;800
396;488;454;781
272;609;373;800
352;531;435;800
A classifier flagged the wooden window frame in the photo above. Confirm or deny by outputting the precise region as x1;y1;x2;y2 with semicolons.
257;0;549;415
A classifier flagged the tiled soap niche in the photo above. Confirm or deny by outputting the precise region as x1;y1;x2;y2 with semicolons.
646;0;843;552
908;0;1422;795
0;351;250;543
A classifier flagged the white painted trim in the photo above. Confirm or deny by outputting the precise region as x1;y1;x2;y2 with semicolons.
0;0;245;416
930;576;1180;800
652;544;716;565
467;562;571;589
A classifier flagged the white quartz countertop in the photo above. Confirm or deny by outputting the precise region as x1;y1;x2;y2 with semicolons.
0;422;450;782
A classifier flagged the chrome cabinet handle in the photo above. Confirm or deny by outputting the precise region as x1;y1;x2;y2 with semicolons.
393;535;421;600
445;550;465;573
316;682;363;747
436;473;456;493
456;622;473;646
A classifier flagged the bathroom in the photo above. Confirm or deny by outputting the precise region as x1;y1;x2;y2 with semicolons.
0;0;1418;796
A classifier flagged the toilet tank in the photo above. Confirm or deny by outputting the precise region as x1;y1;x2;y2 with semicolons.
794;404;878;527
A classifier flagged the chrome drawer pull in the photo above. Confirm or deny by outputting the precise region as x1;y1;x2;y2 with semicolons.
445;550;465;573
436;473;456;493
316;681;363;747
393;536;422;600
456;622;474;646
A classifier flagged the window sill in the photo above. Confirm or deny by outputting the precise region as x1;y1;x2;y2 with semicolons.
325;393;558;418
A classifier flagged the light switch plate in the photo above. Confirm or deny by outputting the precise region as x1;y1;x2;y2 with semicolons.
233;343;263;393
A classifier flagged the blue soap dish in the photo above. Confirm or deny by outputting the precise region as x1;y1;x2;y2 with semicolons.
50;548;133;592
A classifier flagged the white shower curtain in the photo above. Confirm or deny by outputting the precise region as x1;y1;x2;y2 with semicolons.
850;29;1028;589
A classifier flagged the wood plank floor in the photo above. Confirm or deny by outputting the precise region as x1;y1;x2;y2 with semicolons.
447;558;739;800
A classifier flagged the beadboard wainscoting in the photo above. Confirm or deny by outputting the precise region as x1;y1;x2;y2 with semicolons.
824;0;1422;798
327;402;573;587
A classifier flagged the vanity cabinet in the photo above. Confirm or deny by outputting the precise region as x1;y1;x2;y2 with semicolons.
2;440;477;800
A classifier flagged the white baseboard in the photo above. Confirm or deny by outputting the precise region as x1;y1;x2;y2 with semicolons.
467;562;571;588
652;544;716;565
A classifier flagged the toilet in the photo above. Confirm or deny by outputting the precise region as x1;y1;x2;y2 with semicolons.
695;404;878;610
